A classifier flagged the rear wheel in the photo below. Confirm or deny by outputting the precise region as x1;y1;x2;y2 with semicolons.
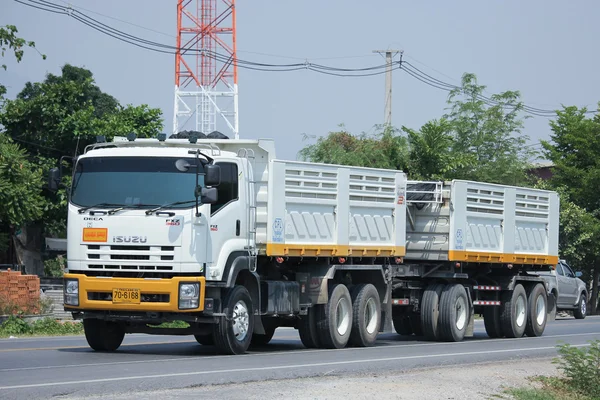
438;284;469;342
421;284;444;340
525;283;547;337
500;284;527;338
349;284;381;347
483;307;503;338
298;305;322;348
316;283;353;349
83;319;125;352
213;285;254;355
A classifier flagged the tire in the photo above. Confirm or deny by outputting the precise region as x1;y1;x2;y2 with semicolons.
316;283;353;349
251;327;276;346
483;307;503;338
349;284;381;347
574;293;587;319
83;319;125;352
213;285;254;355
393;315;413;335
525;283;547;337
298;305;322;348
500;284;527;338
421;284;445;340
438;284;469;342
194;333;214;346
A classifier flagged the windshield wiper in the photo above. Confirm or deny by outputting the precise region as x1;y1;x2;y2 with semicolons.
77;203;126;214
145;200;197;215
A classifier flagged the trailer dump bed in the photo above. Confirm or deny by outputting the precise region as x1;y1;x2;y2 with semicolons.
263;160;407;258
405;180;559;265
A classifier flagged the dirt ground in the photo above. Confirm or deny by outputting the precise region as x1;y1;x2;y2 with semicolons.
77;357;560;400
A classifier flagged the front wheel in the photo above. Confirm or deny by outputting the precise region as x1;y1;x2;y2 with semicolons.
213;285;254;355
83;319;125;352
574;295;587;319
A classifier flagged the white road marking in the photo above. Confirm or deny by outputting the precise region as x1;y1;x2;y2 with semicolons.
1;331;598;373
0;344;589;390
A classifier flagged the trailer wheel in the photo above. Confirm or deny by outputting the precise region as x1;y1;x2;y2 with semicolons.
392;314;413;335
317;283;353;349
421;283;445;340
194;333;214;346
213;285;254;355
83;319;125;352
500;284;527;338
439;284;469;342
349;284;381;347
525;284;547;337
298;305;322;348
483;307;503;338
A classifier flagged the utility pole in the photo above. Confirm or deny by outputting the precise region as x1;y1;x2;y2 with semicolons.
373;49;402;127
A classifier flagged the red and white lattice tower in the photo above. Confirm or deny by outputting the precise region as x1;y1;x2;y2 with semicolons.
173;0;238;139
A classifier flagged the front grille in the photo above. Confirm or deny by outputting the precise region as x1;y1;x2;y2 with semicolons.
85;244;176;271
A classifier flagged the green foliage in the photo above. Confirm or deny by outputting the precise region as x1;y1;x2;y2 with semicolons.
552;340;600;399
300;73;535;186
298;124;409;171
0;316;83;337
43;255;65;277
148;320;190;329
1;25;46;100
0;134;44;228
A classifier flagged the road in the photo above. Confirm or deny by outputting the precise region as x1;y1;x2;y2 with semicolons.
0;316;599;399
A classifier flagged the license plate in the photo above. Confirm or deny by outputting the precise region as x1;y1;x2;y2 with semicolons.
112;288;141;304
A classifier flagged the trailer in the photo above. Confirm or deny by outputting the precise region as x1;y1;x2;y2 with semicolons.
47;136;559;354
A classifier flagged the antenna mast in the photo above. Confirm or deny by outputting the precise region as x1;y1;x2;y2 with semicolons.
173;0;239;139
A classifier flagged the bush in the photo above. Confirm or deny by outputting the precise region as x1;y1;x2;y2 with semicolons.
44;255;65;277
553;340;600;398
0;315;83;337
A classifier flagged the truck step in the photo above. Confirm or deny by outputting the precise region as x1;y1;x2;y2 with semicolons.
473;285;501;291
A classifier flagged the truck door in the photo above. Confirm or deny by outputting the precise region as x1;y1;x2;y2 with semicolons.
207;161;245;277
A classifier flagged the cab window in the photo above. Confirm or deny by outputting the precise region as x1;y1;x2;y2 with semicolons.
211;162;239;214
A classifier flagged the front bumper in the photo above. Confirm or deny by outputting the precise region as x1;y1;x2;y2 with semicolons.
63;273;206;312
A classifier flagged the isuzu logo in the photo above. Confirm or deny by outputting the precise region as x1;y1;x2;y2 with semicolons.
113;236;147;243
84;217;104;221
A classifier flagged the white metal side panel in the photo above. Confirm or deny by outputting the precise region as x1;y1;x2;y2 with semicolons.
266;160;406;257
449;180;559;265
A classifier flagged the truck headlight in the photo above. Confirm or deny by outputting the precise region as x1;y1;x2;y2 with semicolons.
64;279;79;306
179;282;200;309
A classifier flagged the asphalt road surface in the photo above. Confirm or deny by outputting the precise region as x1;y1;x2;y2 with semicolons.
1;316;599;399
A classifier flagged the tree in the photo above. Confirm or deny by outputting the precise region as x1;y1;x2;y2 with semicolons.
299;73;536;186
1;24;46;99
541;104;600;314
298;124;409;171
0;63;164;274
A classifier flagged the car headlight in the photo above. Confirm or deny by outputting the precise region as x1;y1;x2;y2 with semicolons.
179;282;200;309
64;279;79;306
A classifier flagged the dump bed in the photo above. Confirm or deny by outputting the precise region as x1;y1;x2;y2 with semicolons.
405;180;559;265
262;160;407;257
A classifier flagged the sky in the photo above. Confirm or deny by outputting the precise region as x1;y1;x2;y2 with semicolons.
2;0;599;162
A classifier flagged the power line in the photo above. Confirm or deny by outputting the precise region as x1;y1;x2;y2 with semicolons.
14;0;598;115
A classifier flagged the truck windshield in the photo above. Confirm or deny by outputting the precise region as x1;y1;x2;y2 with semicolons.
70;156;203;209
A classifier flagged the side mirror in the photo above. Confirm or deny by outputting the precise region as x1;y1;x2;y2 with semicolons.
575;271;583;278
205;164;221;186
48;168;61;192
200;187;218;204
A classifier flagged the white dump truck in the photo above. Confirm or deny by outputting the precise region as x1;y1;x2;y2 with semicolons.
47;135;559;354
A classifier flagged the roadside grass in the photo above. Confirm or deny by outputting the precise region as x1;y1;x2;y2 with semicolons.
505;339;600;400
0;315;83;337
